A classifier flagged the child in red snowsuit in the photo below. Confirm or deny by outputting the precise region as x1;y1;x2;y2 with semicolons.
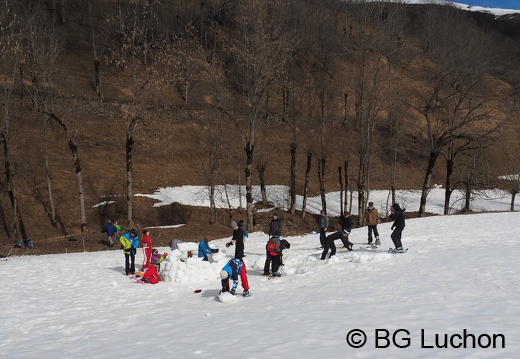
141;229;153;270
141;265;161;284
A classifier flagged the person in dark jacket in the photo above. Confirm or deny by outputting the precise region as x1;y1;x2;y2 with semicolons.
263;213;283;275
268;213;283;238
389;203;406;250
101;219;117;248
225;220;245;259
319;209;329;249
340;212;353;249
266;236;281;276
321;230;352;260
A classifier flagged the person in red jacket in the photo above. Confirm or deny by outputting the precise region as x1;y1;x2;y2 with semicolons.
141;229;153;270
141;265;161;284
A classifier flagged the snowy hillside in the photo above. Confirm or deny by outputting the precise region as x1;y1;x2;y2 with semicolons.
1;190;518;358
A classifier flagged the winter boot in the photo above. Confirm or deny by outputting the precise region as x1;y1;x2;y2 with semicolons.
243;290;250;297
375;237;380;245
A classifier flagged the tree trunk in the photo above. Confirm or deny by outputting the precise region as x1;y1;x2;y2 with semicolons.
338;166;344;215
257;163;268;206
44;115;57;225
69;138;87;243
209;183;216;224
89;1;101;98
357;161;366;227
117;0;125;66
301;151;312;219
43;112;87;238
1;133;27;240
344;160;349;213
443;138;455;215
511;191;517;212
419;151;440;217
390;134;397;205
245;141;254;231
318;157;327;212
464;177;472;212
289;142;297;215
126;133;134;227
94;59;101;97
282;87;290;123
444;156;454;215
342;93;348;126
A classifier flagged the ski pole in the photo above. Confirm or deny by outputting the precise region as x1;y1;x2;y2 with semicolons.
280;253;287;276
5;243;15;261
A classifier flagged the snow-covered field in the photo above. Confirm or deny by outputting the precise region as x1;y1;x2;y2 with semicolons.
1;185;518;358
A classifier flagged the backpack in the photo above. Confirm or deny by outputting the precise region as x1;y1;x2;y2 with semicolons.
267;240;279;256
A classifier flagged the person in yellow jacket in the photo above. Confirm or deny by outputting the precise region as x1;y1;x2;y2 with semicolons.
364;202;381;245
120;229;139;275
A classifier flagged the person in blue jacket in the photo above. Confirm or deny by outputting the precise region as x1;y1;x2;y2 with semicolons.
198;235;219;261
220;258;250;297
119;229;139;275
101;219;117;248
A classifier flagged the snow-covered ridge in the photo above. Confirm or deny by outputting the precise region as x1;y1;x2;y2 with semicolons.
133;185;512;217
367;0;520;16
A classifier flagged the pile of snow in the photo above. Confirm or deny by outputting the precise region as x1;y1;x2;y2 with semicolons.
161;246;228;284
156;231;395;286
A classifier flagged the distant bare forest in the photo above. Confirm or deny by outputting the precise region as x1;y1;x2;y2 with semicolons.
1;0;519;245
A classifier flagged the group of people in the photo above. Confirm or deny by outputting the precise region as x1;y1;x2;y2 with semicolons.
319;201;406;259
103;201;405;291
101;222;167;283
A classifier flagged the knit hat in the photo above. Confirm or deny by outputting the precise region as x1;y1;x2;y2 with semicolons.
230;221;238;228
220;270;229;279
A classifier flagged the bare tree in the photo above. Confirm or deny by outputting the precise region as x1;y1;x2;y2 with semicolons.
412;6;501;216
224;0;292;230
342;1;407;225
0;0;29;242
87;0;111;98
112;1;177;227
20;0;94;246
495;131;520;212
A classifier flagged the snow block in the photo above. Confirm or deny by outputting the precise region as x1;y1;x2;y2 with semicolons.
218;292;237;303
